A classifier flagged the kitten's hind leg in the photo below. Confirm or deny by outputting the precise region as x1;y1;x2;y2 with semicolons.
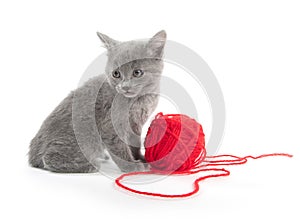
42;143;97;173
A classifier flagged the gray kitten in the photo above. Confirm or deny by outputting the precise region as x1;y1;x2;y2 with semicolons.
28;30;166;173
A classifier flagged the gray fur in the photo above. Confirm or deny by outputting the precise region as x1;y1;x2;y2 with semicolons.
28;30;166;173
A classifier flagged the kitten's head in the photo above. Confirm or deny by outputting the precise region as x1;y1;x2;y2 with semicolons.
97;30;166;98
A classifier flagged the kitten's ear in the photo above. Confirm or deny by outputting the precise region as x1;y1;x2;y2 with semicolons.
147;30;167;58
97;32;120;49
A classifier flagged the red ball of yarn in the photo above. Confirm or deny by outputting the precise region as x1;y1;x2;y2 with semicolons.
144;113;206;172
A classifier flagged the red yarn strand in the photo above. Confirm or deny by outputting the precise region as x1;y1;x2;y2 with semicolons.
115;168;230;198
115;113;293;198
115;153;292;198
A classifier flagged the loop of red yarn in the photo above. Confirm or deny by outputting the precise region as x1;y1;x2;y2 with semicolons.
115;113;293;198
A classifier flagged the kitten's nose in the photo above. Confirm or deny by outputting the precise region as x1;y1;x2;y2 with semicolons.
121;86;130;92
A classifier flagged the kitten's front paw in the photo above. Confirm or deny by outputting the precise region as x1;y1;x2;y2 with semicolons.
134;160;150;172
98;151;110;161
121;160;148;172
103;151;110;160
138;154;146;163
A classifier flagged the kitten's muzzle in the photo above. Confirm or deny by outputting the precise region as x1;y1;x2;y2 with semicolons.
116;84;132;93
116;84;137;98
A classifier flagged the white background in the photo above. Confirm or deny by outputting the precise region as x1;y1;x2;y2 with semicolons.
0;0;299;218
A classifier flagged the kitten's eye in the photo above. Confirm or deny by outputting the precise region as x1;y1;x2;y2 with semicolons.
133;69;144;78
112;70;121;78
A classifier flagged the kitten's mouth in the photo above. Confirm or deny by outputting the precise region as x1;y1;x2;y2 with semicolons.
122;91;138;98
